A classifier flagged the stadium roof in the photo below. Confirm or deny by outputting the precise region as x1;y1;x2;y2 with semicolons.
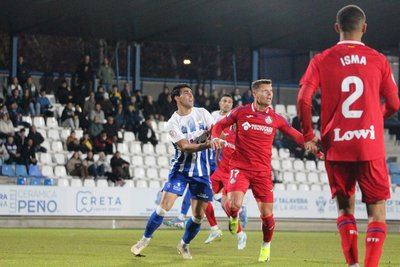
0;0;399;51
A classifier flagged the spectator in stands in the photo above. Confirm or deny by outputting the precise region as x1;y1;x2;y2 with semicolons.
4;135;21;164
83;92;96;116
6;89;22;109
125;104;142;134
134;90;143;110
7;77;22;97
89;117;104;138
96;152;110;180
138;116;158;146
109;85;122;107
80;133;94;153
66;151;89;179
99;94;115;117
121;83;132;106
76;55;93;94
17;56;30;86
27;125;46;153
232;88;243;107
0;139;9;165
158;94;174;121
110;151;130;184
97;58;115;91
66;131;81;151
57;80;74;105
8;102;27;128
114;103;126;129
157;86;170;110
20;138;37;167
0;113;15;139
14;128;26;148
37;90;53;117
103;116;119;142
126;95;139;111
0;99;8;115
242;89;254;105
61;102;79;129
95;86;107;102
23;76;38;98
21;89;40;116
143;95;157;119
84;151;98;179
74;104;89;130
195;88;207;108
94;131;113;154
90;103;105;123
208;90;220;111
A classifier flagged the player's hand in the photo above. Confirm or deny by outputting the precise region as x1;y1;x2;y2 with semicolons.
210;138;225;150
304;136;319;155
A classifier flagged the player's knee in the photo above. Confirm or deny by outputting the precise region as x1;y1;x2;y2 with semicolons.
231;200;241;212
156;205;168;216
191;215;203;224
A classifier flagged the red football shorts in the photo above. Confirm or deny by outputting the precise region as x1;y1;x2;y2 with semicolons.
210;168;230;195
227;168;273;203
325;158;390;204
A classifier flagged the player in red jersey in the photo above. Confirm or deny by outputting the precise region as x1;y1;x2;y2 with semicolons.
297;5;400;267
212;79;305;262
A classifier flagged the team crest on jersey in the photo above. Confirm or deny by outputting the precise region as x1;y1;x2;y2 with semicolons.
169;130;177;138
265;116;273;124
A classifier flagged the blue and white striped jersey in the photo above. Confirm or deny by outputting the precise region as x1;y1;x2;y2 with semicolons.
166;107;215;179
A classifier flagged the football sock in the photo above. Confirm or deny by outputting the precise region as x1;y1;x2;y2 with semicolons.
205;202;218;228
261;215;275;243
337;214;359;265
180;190;192;216
144;206;166;238
364;221;386;267
182;216;202;244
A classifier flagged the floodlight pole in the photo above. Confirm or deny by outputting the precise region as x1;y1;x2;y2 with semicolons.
232;52;237;89
251;49;259;82
134;43;141;91
10;35;18;78
127;44;131;83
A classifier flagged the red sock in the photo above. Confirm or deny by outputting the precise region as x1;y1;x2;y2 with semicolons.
205;202;218;227
261;215;275;242
222;201;242;233
364;221;387;267
337;214;359;265
224;200;239;218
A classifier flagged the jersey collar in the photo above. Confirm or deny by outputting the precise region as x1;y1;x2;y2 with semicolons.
337;40;365;46
251;103;271;113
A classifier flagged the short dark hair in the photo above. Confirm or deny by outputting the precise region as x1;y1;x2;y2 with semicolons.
220;94;233;100
251;79;272;90
336;5;366;32
171;83;191;104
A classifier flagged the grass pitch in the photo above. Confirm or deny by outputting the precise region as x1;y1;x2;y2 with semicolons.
0;228;399;266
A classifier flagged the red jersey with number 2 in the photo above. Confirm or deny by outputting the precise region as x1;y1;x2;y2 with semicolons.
300;41;399;161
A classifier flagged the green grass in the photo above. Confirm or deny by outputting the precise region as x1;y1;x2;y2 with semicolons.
0;229;399;266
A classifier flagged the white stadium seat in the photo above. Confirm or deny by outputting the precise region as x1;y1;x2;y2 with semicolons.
33;117;46;128
75;129;83;140
51;141;63;152
305;160;317;171
121;155;130;164
58;178;69;187
124;131;136;142
271;159;280;170
84;179;96;187
287;183;297;191
282;171;294;183
97;180;109;187
322;184;331;192
54;166;67;178
70;179;82;187
144;156;157;167
41;165;54;177
130;142;142;154
37;129;47;139
275;104;286;114
286;105;297;117
47;129;60;140
157;156;170;168
146;169;159;180
42;140;51;151
167;145;175;155
310;184;322;191
320;172;329;183
274;183;285;191
155;144;167;155
131;156;144;167
271;147;278;158
143;143;154;154
134;168;145;179
317;161;325;171
307;172;320;183
60;129;71;140
158;121;168;132
278;148;290;158
298;184;310;191
281;159;292;170
117;143;129;154
149;180;161;189
136;180;148;188
40;153;53;165
46;117;58;128
293;160;305;171
159;168;170;179
22;116;32;125
295;172;307;183
161;132;170;143
124;180;135;188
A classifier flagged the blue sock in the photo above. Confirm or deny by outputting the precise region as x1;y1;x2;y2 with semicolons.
144;208;165;238
180;190;191;215
182;217;201;244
